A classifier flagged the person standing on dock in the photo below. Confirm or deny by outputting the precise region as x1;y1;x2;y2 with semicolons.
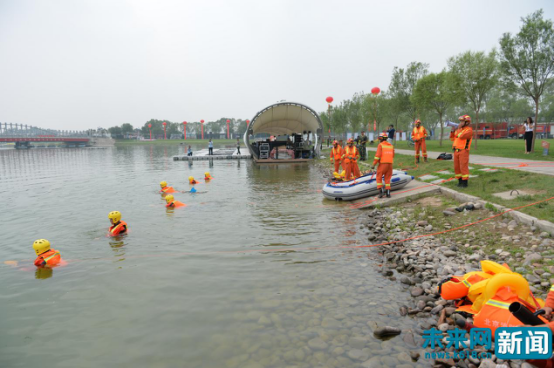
236;138;241;155
371;133;395;198
450;115;473;188
330;140;343;174
412;119;428;163
208;140;213;155
342;138;361;180
187;146;193;156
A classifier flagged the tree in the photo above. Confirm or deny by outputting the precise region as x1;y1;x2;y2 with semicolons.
108;126;122;136
121;123;134;134
483;86;533;125
388;62;429;122
411;71;463;147
447;50;499;149
499;9;554;151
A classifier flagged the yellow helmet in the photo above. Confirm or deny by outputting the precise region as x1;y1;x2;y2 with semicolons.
33;239;51;256
188;176;195;182
160;181;167;188
204;172;210;177
108;211;122;223
165;194;174;203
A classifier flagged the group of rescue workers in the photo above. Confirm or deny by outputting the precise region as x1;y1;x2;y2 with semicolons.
31;172;214;269
330;114;475;194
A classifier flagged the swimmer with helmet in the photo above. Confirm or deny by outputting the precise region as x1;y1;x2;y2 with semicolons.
33;239;62;267
165;195;186;208
204;172;213;181
189;176;198;184
108;211;128;236
159;181;176;194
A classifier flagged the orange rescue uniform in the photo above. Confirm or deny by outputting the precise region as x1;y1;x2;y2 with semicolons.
34;249;61;267
109;221;128;236
160;186;176;194
330;145;344;173
412;126;428;160
450;126;473;182
372;141;394;190
342;146;361;180
166;200;186;208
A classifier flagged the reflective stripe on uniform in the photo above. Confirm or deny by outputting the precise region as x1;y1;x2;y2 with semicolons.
44;251;60;262
485;299;511;310
462;279;471;288
550;285;554;292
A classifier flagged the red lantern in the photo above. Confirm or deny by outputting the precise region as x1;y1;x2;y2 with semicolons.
200;120;205;139
183;121;187;140
162;121;167;140
371;87;380;95
226;119;230;139
148;123;152;140
246;119;250;124
326;96;333;104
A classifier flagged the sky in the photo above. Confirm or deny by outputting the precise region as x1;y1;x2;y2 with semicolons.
1;0;553;131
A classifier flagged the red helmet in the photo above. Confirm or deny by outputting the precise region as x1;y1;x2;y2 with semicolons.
415;119;421;124
378;132;388;139
458;115;471;122
332;140;338;145
347;138;354;144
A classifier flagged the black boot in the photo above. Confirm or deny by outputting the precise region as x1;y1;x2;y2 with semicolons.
457;179;463;187
462;180;468;188
424;157;428;162
386;189;391;198
378;188;385;198
416;157;420;163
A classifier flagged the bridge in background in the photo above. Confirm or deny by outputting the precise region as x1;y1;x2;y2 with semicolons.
0;122;90;148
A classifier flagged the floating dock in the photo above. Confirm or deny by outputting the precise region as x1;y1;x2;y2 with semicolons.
173;148;252;161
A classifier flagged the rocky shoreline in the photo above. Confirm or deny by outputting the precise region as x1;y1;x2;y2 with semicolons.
358;198;553;368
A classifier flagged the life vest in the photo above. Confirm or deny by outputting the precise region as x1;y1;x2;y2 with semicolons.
109;221;128;236
451;127;473;150
473;286;546;335
331;146;343;160
160;186;176;193
166;201;186;208
440;271;490;300
205;176;212;180
412;126;427;140
343;146;359;163
375;141;394;164
34;249;61;267
189;180;197;184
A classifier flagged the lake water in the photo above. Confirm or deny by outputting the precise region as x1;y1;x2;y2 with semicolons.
0;145;429;368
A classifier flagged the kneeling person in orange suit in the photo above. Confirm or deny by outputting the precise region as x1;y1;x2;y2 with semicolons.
371;132;395;198
160;181;176;194
329;140;343;174
33;239;61;267
165;194;186;208
108;211;128;236
450;115;473;188
342;138;361;181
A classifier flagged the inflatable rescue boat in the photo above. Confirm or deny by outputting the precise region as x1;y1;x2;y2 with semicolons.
322;170;414;201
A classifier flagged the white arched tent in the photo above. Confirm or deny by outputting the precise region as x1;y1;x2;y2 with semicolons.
245;102;323;159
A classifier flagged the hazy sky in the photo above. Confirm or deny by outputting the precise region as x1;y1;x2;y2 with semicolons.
1;0;553;130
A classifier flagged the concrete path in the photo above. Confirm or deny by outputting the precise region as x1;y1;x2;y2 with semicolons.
365;147;554;176
349;179;441;209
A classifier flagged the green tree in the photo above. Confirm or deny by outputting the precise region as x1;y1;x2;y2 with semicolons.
121;123;134;135
447;50;500;149
411;71;463;147
499;9;554;151
483;86;533;126
108;126;122;136
388;62;429;123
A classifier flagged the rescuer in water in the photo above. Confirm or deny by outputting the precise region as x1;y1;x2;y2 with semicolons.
108;211;128;236
204;172;212;181
189;176;198;184
165;194;186;208
159;181;176;193
33;239;61;267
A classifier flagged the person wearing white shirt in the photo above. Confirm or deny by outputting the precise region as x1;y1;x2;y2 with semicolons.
524;117;534;154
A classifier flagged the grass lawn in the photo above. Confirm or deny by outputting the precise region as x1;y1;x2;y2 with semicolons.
355;153;554;221
392;138;554;161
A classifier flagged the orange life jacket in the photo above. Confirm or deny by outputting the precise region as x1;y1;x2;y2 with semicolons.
440;273;488;300
451;127;473;150
472;286;542;335
109;221;127;236
412;126;427;140
166;201;186;208
374;141;394;164
34;249;61;267
331;146;343;160
160;186;176;193
342;146;359;163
